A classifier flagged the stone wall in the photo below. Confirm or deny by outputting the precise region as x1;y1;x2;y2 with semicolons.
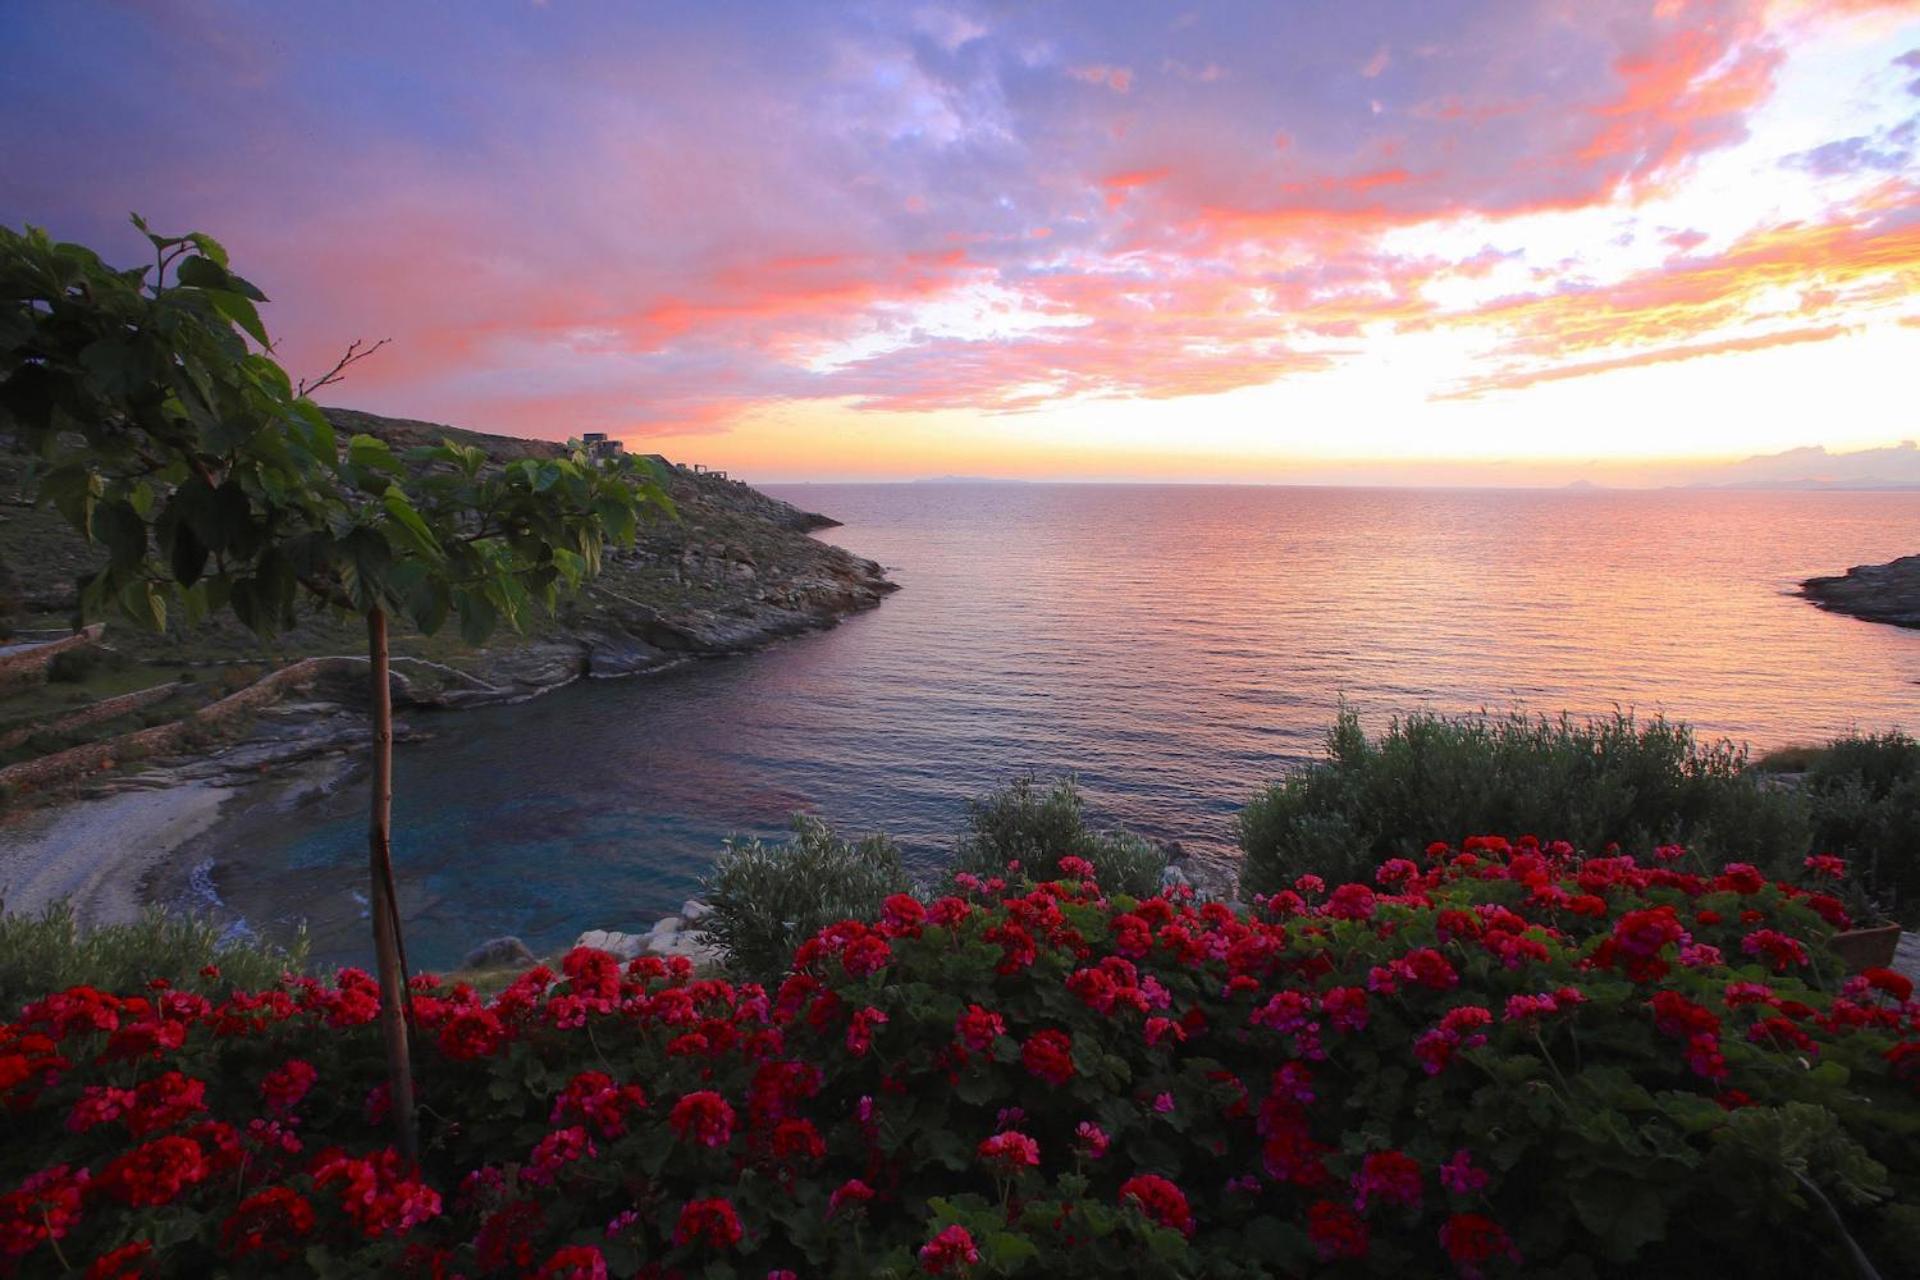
0;624;104;691
0;656;351;796
0;680;180;753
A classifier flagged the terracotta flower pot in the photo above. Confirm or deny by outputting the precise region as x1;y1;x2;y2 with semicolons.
1828;922;1903;973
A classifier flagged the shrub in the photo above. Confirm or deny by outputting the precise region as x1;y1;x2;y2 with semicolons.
1239;708;1811;896
699;815;908;979
952;774;1167;897
1801;731;1920;924
0;902;306;1017
0;837;1914;1277
44;646;118;684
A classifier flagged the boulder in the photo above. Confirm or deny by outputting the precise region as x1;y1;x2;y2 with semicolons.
681;899;713;922
461;936;537;970
646;928;726;967
573;928;648;961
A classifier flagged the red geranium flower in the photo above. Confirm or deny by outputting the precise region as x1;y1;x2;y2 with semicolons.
259;1059;318;1113
1862;967;1914;1003
1308;1198;1370;1259
98;1136;208;1208
221;1187;315;1261
842;934;893;978
828;1178;875;1216
438;1006;507;1061
535;1244;609;1280
977;1130;1041;1173
668;1090;736;1148
1439;1212;1521;1276
1020;1029;1075;1084
84;1242;152;1279
1352;1149;1423;1212
673;1197;743;1250
919;1224;980;1275
1119;1174;1194;1235
954;1004;1005;1053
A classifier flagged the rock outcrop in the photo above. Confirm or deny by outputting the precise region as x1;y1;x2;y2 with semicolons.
575;899;724;967
1801;554;1920;630
461;936;539;970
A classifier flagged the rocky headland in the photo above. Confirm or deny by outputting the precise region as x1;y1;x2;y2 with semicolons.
1800;553;1920;630
0;407;895;774
0;409;896;925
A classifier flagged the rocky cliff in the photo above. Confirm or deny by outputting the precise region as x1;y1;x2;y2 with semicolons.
1801;554;1920;631
317;411;898;702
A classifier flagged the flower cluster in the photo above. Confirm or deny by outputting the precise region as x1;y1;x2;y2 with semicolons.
0;837;1914;1277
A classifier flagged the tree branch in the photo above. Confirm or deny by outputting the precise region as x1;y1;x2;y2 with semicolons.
297;338;392;398
297;572;359;614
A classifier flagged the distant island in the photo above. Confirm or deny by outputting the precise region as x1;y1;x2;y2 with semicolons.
1680;439;1920;490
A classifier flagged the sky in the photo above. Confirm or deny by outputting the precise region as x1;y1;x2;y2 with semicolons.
2;0;1918;484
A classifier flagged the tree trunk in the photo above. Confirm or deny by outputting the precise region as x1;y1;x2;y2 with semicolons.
367;606;419;1162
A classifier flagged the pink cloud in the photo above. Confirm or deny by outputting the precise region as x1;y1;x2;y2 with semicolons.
1067;64;1134;93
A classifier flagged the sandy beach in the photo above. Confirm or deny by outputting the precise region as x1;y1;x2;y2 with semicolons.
0;782;235;927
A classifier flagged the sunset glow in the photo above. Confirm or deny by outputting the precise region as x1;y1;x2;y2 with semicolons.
3;0;1917;482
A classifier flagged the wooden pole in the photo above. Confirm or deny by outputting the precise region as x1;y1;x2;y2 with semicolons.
367;606;419;1162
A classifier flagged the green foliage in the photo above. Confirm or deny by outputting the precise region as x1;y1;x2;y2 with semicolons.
1238;708;1811;896
0;218;671;644
0;899;306;1015
951;774;1168;897
699;815;909;980
1800;730;1920;924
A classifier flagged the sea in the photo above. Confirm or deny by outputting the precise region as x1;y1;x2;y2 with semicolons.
183;484;1920;968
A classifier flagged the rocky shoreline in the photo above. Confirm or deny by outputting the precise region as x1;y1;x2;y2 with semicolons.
0;411;899;930
1800;553;1920;630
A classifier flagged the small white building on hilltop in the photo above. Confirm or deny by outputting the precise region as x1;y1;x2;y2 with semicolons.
580;432;625;461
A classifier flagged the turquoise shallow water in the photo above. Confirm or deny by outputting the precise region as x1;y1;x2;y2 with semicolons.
194;484;1920;968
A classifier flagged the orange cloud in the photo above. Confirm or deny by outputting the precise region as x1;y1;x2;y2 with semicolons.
1440;323;1854;398
1457;195;1920;363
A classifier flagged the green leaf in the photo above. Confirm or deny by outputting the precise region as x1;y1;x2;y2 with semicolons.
117;579;167;632
550;545;584;587
986;1232;1039;1267
223;269;268;302
381;489;442;560
167;523;209;588
205;287;270;346
126;481;157;520
185;231;230;268
347;433;404;474
1569;1174;1670;1261
287;400;337;462
456;587;499;645
406;574;451;636
592;495;637;544
208;482;258;557
174;254;231;289
90;499;148;567
78;337;147;397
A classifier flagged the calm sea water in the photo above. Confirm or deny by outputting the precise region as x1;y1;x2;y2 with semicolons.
193;485;1920;967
